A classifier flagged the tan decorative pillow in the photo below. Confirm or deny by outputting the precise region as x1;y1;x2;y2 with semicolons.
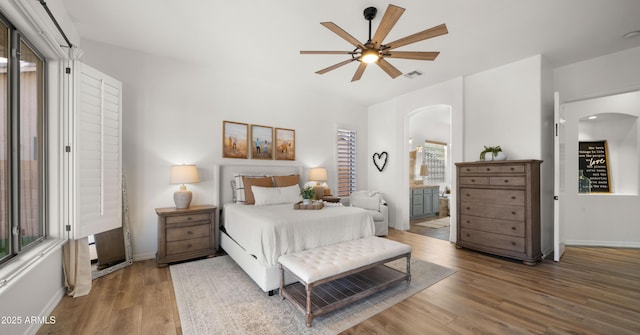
273;174;300;187
242;176;273;205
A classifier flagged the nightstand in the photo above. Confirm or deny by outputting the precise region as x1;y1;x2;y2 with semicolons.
155;205;217;267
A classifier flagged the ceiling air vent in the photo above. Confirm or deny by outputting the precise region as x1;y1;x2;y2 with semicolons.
403;70;423;79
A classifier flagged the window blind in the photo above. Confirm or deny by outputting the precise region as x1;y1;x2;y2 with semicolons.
337;129;356;197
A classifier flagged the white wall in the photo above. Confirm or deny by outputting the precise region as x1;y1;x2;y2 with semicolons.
79;39;369;260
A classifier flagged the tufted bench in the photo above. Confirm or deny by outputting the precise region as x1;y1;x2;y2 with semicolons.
278;236;411;327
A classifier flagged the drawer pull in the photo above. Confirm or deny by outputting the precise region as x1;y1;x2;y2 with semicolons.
466;193;470;197
467;207;471;210
486;168;491;171
510;167;515;171
187;217;193;220
466;220;470;223
471;179;476;182
511;242;516;246
187;243;192;248
504;179;509;183
511;196;516;199
466;168;471;172
511;226;516;230
466;234;470;237
187;230;193;235
512;211;516;215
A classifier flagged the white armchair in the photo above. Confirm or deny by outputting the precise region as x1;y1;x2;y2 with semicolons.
349;191;389;236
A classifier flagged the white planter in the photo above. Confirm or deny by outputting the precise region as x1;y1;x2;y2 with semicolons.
302;199;312;205
494;151;507;161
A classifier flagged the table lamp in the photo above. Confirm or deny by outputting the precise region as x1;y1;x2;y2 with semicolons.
170;164;200;209
309;167;328;199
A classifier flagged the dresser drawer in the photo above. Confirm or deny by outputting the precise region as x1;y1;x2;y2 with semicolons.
166;213;211;224
489;176;526;186
166;224;210;242
459;166;479;174
460;228;525;253
460;215;524;237
412;189;424;196
412;194;424;205
459;176;489;186
460;188;525;206
166;236;211;255
460;202;525;221
475;164;525;174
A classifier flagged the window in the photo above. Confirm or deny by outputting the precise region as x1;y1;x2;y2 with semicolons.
336;129;356;197
0;13;46;265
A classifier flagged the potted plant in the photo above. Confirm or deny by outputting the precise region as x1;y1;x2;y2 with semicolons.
300;186;315;205
479;145;506;161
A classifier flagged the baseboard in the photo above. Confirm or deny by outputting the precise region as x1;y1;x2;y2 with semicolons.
133;252;157;261
26;287;65;335
564;240;640;248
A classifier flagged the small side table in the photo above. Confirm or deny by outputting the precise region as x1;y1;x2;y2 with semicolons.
155;205;217;267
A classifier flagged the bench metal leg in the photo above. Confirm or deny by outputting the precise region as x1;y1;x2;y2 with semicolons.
279;264;285;300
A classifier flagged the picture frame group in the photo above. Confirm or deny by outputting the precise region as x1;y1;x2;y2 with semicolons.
222;121;295;160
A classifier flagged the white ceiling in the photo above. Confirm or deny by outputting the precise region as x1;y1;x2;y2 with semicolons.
60;0;640;106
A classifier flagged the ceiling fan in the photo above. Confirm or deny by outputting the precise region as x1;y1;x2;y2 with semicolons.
300;4;448;82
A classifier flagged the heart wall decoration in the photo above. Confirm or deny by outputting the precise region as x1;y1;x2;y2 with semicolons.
373;152;388;172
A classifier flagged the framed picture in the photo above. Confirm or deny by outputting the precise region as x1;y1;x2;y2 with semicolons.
222;121;248;159
275;128;295;160
250;124;273;160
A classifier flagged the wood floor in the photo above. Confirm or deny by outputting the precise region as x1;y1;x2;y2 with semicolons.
37;230;640;335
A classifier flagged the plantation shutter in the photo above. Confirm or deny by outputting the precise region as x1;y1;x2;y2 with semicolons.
337;129;356;197
68;62;122;239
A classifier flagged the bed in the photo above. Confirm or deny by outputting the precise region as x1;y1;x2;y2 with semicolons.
213;164;375;293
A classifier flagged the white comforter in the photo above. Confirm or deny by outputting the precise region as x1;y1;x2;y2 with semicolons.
223;203;375;266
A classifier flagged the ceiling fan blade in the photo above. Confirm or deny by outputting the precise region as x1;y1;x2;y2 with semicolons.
384;23;448;51
376;58;403;79
300;51;357;55
371;4;405;48
384;51;440;60
315;58;357;74
320;22;365;49
351;62;367;82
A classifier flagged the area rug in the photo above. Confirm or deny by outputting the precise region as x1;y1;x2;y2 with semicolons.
170;255;455;335
415;216;450;229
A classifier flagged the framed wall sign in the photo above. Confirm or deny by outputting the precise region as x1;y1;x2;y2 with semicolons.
578;140;611;193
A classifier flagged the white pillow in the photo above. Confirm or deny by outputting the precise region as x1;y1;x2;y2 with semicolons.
351;194;381;211
252;185;302;206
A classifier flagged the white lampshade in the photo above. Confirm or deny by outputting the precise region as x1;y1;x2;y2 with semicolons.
170;165;200;184
309;167;327;182
170;165;199;209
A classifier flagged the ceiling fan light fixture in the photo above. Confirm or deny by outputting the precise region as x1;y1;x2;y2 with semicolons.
361;49;379;63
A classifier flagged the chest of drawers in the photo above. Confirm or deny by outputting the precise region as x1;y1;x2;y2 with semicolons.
155;205;217;267
455;160;542;265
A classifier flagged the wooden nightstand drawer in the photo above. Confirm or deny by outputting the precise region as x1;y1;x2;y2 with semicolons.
166;224;210;242
167;236;211;255
460;215;524;237
460;188;525;206
166;213;211;224
460;228;525;253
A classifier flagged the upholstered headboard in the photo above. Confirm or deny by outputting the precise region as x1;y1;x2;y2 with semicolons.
213;163;304;207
